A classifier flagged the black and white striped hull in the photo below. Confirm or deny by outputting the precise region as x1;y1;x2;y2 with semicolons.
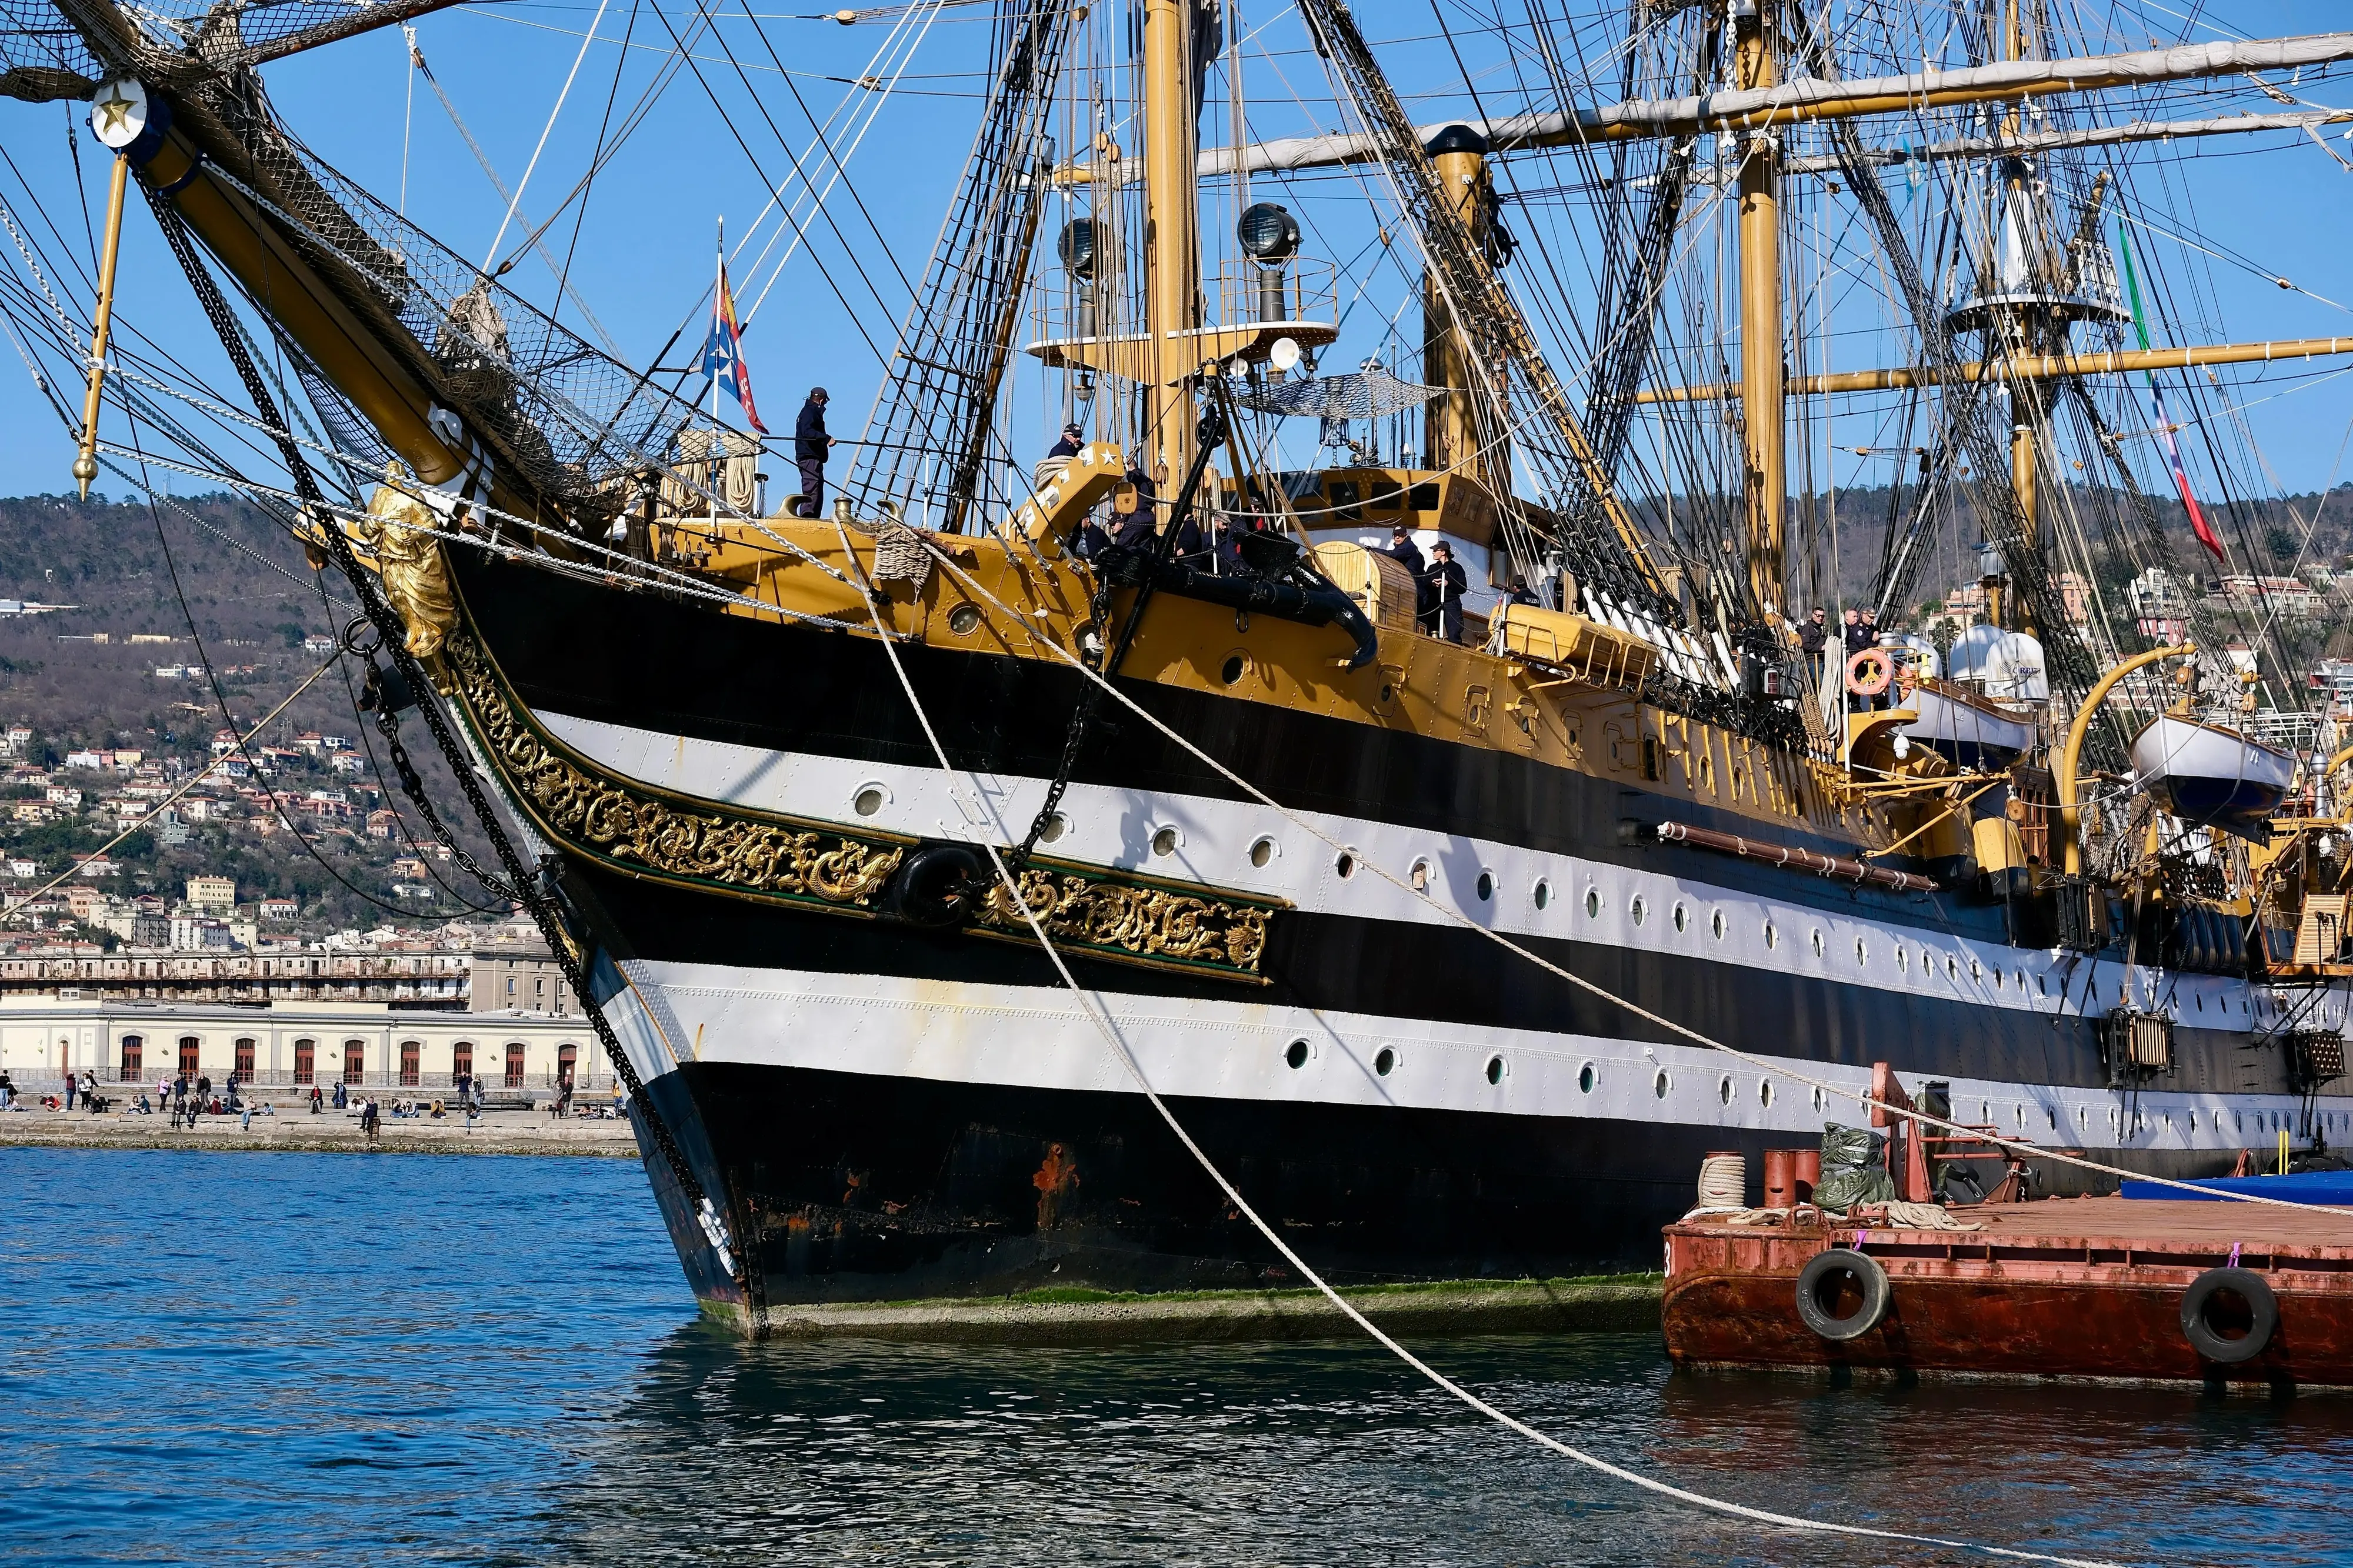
453;553;2350;1309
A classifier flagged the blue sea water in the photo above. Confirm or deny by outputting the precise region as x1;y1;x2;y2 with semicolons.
2;1147;2348;1567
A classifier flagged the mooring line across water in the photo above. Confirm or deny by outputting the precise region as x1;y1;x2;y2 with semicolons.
833;522;2138;1567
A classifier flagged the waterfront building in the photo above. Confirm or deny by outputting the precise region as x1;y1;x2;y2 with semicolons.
0;996;610;1094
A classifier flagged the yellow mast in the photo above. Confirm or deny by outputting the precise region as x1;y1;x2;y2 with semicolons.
1735;0;1785;618
1422;125;1495;491
2001;0;2040;629
1142;0;1204;491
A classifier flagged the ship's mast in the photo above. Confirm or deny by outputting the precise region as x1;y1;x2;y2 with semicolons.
1422;125;1496;491
1735;0;1785;620
1142;0;1205;487
1999;0;2042;634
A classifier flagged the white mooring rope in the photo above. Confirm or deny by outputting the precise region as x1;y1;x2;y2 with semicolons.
828;516;2134;1568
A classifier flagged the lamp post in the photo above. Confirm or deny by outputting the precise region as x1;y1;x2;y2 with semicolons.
2054;642;2194;874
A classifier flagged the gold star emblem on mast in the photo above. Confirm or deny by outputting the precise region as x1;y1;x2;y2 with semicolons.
93;86;135;136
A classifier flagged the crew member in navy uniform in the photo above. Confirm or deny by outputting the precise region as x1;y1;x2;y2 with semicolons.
791;387;832;517
1046;422;1084;461
1422;541;1467;643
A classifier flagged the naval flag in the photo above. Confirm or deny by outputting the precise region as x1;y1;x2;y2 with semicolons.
701;262;766;434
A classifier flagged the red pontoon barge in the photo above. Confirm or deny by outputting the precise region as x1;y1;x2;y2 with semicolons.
1662;1197;2353;1388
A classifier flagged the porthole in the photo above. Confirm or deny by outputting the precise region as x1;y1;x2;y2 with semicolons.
2078;1106;2089;1131
1810;1085;1826;1113
1672;902;1689;933
946;602;984;636
1718;1075;1734;1106
2195;993;2204;1013
1979;1101;1990;1123
2014;971;2025;993
1285;1039;1311;1070
1585;886;1602;919
1533;879;1552;910
1855;938;1868;967
1151;826;1181;857
1709;909;1725;941
1038;812;1068;844
1810;929;1824;959
1894;945;1907;973
1946;955;1959;981
2047;1106;2057;1132
851;783;888;817
1762;921;1777;950
1654;1068;1672;1100
1335;850;1358;879
1758;1078;1776;1110
1578;1061;1597;1094
1374;1046;1397;1077
1475;869;1494;902
1219;652;1247;685
2035;974;2047;996
1410;859;1433;895
1630;894;1648;927
2014;1103;2026;1129
1969;958;1983;984
1992;968;2002;990
1248;836;1275;868
1485;1055;1508;1086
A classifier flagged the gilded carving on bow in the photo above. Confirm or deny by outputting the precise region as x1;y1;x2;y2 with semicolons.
356;462;459;660
446;636;903;909
982;869;1271;975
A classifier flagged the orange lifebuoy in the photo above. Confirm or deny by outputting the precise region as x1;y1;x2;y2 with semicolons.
1845;647;1893;696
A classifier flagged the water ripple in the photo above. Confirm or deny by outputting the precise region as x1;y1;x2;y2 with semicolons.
3;1148;2347;1566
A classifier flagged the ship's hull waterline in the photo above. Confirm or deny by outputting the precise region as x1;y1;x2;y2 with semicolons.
445;552;2342;1318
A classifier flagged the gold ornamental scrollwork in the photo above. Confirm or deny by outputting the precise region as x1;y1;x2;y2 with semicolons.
446;635;904;910
444;632;1278;980
979;869;1271;975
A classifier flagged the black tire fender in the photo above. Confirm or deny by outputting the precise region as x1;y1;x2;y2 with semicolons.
1794;1248;1892;1342
2180;1266;2278;1365
891;842;984;928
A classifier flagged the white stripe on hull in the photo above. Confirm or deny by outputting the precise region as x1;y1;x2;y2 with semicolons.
622;958;2353;1156
542;708;2337;1036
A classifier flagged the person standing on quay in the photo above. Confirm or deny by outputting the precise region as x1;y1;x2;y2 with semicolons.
792;388;833;518
62;1069;75;1113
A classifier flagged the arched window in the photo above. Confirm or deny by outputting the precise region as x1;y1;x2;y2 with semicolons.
234;1038;255;1077
556;1043;578;1089
399;1040;421;1087
342;1039;365;1084
504;1042;526;1088
451;1040;474;1087
178;1036;199;1076
292;1037;315;1085
119;1033;142;1081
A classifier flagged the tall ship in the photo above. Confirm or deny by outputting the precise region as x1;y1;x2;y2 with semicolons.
5;0;2353;1327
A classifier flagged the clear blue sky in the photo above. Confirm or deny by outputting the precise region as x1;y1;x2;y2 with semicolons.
2;0;2351;502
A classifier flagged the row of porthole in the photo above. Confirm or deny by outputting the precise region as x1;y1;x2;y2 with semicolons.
848;788;2301;1019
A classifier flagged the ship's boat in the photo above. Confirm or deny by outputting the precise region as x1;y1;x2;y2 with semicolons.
1902;680;2040;769
2130;715;2298;842
8;0;2353;1331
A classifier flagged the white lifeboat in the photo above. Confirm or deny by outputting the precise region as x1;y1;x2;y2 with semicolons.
1901;679;2041;769
2128;713;2297;841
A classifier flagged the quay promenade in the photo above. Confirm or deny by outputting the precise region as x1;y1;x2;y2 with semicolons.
0;1102;639;1157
